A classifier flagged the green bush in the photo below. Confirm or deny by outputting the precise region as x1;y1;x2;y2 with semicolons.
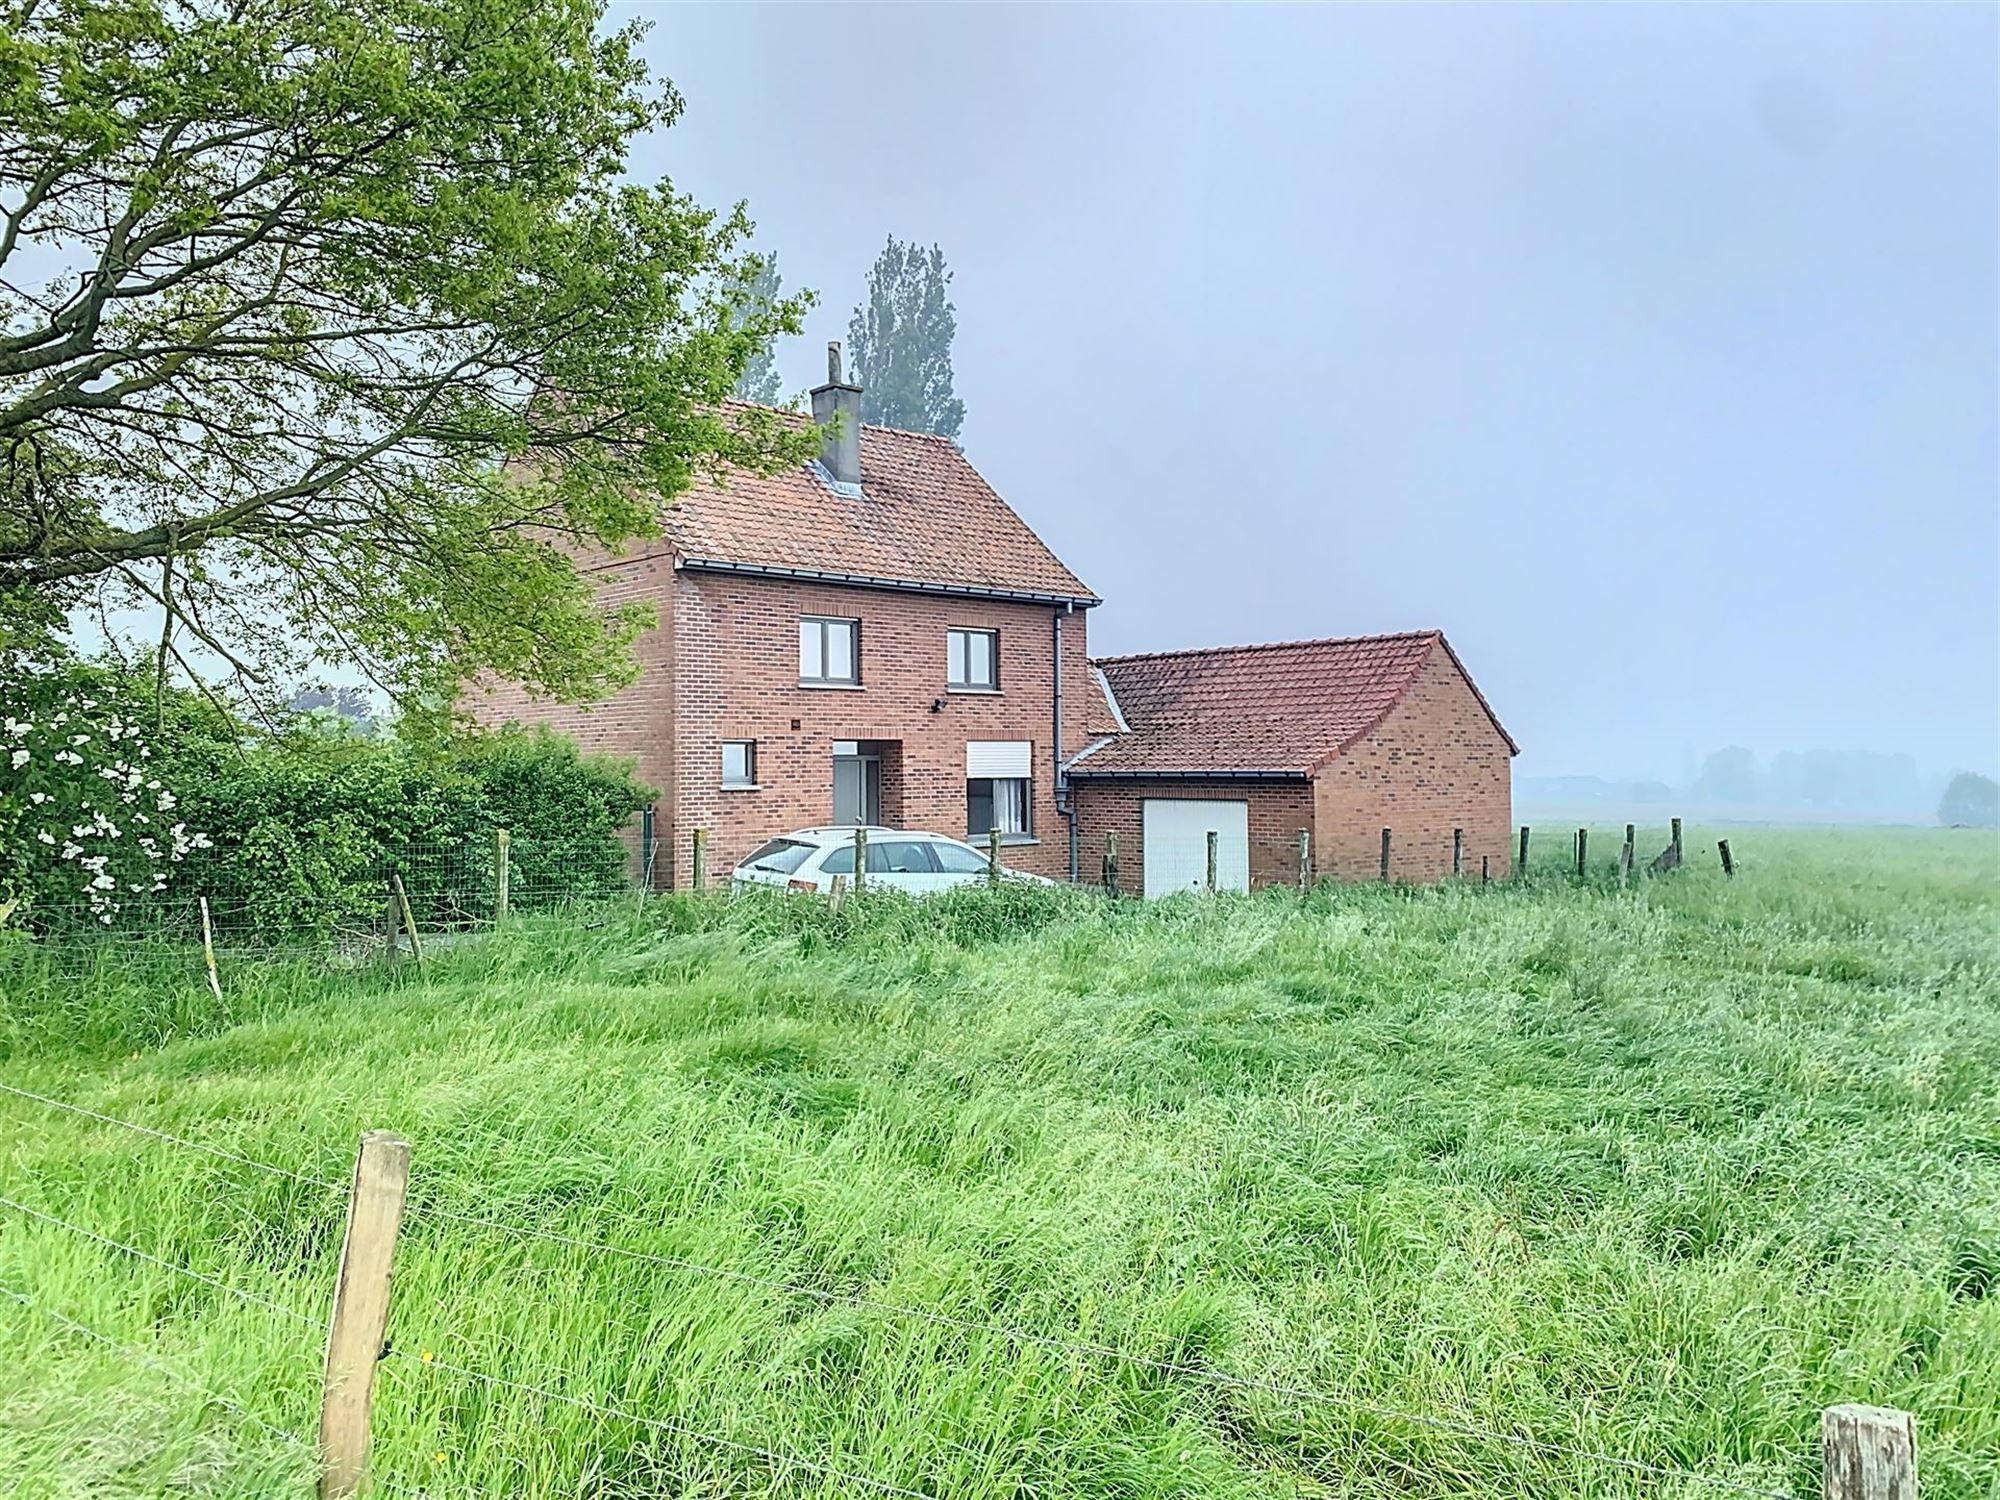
164;725;652;939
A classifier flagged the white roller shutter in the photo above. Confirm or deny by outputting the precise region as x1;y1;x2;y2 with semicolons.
966;740;1033;778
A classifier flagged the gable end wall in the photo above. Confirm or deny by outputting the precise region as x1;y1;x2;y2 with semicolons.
1311;644;1514;882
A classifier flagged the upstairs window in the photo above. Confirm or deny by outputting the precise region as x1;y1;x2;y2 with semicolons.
947;629;998;691
799;617;859;685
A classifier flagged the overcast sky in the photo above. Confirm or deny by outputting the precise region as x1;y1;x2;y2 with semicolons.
623;2;1997;782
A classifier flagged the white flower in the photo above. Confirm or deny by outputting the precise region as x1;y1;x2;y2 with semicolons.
53;750;81;765
156;790;176;811
70;734;89;746
34;831;54;845
89;873;115;891
9;748;26;769
28;791;47;804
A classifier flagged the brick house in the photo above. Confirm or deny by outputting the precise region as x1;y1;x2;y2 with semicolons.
472;348;1112;887
1068;633;1519;894
473;346;1516;890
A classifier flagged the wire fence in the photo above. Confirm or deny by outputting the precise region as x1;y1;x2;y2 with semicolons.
0;1079;1843;1500
3;816;1724;982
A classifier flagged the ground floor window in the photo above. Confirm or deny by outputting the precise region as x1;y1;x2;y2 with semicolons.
968;777;1031;838
721;740;756;787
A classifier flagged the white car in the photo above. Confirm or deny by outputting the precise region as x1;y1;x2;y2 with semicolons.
730;826;1057;895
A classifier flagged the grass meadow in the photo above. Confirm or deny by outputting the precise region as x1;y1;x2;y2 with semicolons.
0;826;1995;1498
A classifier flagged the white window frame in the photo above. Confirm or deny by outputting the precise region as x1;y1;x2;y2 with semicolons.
799;616;860;686
947;628;999;691
721;740;757;788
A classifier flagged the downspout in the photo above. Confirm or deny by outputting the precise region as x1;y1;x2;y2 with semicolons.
1054;604;1078;883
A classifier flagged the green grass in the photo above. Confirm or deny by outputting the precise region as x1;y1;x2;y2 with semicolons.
1;827;1995;1498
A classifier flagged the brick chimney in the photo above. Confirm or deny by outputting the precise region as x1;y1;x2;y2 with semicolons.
810;341;862;489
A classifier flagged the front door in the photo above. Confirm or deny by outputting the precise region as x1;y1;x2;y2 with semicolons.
831;743;881;825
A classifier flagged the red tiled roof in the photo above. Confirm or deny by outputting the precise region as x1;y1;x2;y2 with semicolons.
1073;631;1517;776
666;408;1096;603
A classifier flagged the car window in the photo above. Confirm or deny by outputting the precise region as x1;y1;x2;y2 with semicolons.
743;838;813;874
929;841;990;874
818;843;855;875
871;840;937;874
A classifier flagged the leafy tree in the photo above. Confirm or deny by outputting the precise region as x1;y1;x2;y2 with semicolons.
728;255;789;405
0;0;814;719
847;237;965;438
1938;772;1999;828
1695;746;1760;804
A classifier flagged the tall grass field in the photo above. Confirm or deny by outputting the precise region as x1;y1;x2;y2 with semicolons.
1;827;1995;1498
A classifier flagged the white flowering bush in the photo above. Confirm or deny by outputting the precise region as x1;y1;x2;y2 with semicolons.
0;656;211;927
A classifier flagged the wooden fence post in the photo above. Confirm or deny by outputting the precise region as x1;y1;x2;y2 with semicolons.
828;873;848;914
691;827;708;892
1102;832;1119;896
1575;827;1588;879
1452;827;1463;878
1481;854;1490;885
852;828;867;894
1379;828;1392;884
638;805;657;895
1618;837;1633;885
492;828;510;925
1671;816;1683;861
319;1131;411;1500
1298;829;1312;890
988;826;1003;888
389;873;424;972
1821;1404;1915;1500
1718;838;1734;878
198;896;223;1005
1517;825;1530;874
1204;830;1218;892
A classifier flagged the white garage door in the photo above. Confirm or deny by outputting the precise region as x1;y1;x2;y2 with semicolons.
1142;799;1250;897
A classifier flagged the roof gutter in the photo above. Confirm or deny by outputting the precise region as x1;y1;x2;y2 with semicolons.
676;556;1099;610
1063;768;1312;782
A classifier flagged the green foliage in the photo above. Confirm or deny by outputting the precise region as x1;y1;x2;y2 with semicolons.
0;0;817;714
163;723;652;936
1938;771;1999;828
0;650;213;920
848;236;965;438
727;254;791;405
2;829;1997;1496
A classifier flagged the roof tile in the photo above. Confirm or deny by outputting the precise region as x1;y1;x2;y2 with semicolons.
667;408;1095;602
1079;631;1513;775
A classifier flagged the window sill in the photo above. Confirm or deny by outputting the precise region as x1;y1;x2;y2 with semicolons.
720;783;761;792
972;835;1040;847
799;681;863;691
947;686;1001;695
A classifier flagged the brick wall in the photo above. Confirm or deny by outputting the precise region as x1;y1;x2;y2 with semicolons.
673;570;1094;886
1311;644;1514;882
1068;780;1316;894
466;551;678;878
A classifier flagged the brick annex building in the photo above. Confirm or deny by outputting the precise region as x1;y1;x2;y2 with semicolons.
473;349;1517;893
